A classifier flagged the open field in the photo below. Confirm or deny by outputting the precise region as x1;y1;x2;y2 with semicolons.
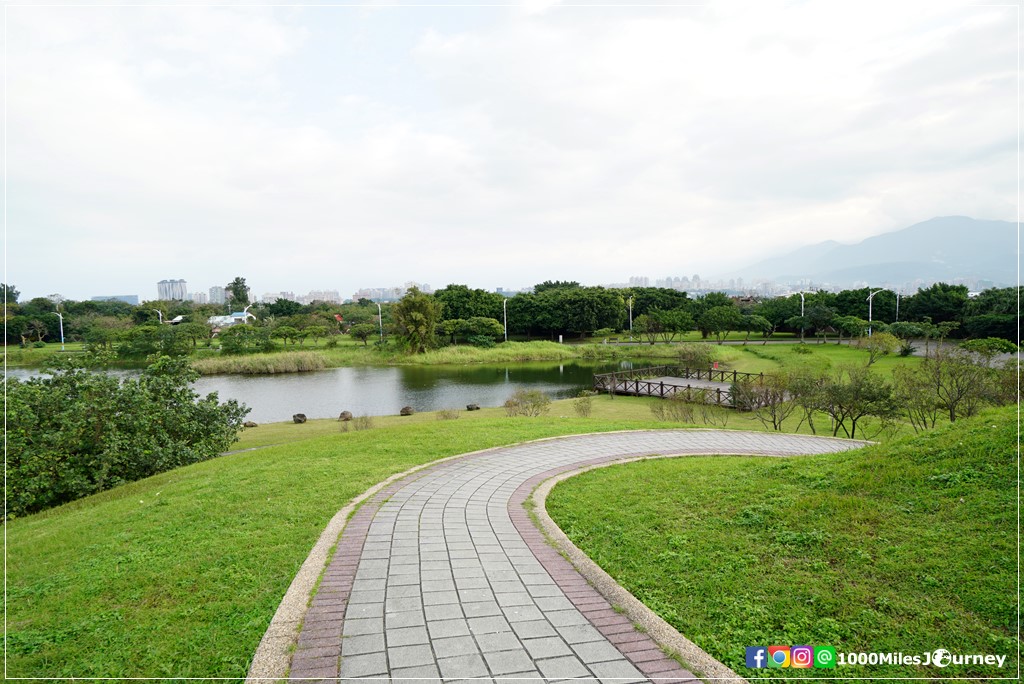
547;406;1018;678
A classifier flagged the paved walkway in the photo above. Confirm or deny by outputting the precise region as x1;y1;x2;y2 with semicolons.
284;430;868;682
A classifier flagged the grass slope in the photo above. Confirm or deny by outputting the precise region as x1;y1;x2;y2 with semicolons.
6;409;676;678
547;406;1018;678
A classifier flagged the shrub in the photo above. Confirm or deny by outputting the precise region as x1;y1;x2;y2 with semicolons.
352;415;374;431
32;341;46;348
793;344;813;355
676;343;716;369
649;394;695;423
436;408;461;420
504;389;551;417
572;391;595;417
6;354;249;517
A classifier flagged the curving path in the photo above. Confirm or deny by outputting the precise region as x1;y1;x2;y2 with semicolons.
264;430;869;682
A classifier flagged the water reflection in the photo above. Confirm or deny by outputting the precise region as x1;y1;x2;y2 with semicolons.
7;359;644;424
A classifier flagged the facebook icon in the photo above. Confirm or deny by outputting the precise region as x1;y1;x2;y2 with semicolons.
746;646;768;668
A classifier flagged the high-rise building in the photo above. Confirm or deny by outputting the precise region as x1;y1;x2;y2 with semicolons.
209;286;226;304
191;292;209;304
157;279;188;300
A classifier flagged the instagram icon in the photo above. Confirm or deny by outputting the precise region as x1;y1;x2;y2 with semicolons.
791;645;814;668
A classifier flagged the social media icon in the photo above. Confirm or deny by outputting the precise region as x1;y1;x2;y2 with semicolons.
745;646;768;668
768;646;790;668
814;645;837;669
791;645;813;668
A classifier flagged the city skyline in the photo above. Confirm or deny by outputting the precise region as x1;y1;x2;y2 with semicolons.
7;4;1015;303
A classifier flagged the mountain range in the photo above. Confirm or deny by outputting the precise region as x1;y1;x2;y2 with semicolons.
734;216;1018;289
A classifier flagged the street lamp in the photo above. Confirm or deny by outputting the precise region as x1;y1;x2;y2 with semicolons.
151;309;164;324
376;302;383;342
798;291;808;342
867;289;885;337
895;291;901;322
52;311;65;351
627;296;634;339
503;298;508;342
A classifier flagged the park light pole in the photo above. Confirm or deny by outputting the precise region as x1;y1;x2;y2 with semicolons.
798;291;808;342
627;296;634;339
376;302;383;342
895;291;901;322
503;298;508;342
243;304;256;323
867;289;884;337
151;309;164;324
52;311;65;351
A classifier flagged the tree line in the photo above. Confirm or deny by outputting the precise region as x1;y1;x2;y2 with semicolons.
3;280;1017;356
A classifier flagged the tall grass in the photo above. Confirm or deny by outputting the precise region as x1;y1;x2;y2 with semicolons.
191;351;327;375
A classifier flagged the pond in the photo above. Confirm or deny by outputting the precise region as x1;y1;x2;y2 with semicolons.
7;360;648;424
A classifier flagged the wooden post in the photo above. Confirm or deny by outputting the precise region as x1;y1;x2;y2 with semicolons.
716;388;722;405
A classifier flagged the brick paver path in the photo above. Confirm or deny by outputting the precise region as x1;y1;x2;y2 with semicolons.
287;430;867;682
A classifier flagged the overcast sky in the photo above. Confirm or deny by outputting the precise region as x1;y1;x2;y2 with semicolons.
6;1;1017;302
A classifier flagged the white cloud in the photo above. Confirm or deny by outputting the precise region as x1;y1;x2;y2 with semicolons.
6;3;1016;300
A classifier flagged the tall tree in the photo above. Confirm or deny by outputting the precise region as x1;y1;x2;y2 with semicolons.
2;283;19;304
392;287;442;354
226;277;250;308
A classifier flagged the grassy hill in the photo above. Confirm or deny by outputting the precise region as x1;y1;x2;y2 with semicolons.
547;405;1018;678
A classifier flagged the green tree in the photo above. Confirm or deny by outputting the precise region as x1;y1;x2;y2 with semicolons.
391;287;442;354
904;282;969;326
226;277;250;308
533;280;580;293
272;325;300;345
347;323;378;346
651;308;695;343
819;365;899;439
740;314;771;345
6;354;249;516
698;305;742;344
218;325;274;354
434;284;503;321
266;298;303;317
857;331;900;365
833;315;869;345
2;283;20;303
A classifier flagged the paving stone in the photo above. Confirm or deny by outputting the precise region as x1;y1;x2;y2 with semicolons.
510;620;558;639
338;652;388;677
483;648;536;675
437;653;490;679
522;636;574;659
536;655;592;680
426;617;472;638
475;630;522;654
588;659;647;683
387;625;430;647
340;633;385;656
433;634;479;659
424;603;464;621
387;643;434;669
467;615;511;635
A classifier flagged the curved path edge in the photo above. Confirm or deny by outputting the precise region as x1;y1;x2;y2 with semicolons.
246;430;871;682
245;431;648;681
525;455;754;681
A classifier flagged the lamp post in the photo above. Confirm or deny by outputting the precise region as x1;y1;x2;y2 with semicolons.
867;289;884;337
151;309;164;324
52;311;65;351
376;302;383;342
627;296;634;339
895;291;901;322
502;298;508;342
243;304;256;324
798;291;807;342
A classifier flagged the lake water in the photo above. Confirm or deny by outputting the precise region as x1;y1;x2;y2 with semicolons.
7;360;643;424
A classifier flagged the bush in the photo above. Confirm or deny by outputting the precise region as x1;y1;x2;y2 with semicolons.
6;354;249;517
676;343;716;369
572;391;595;417
504;389;551;417
436;408;461;420
467;335;496;348
352;415;374;431
32;341;46;348
649;394;696;423
793;344;813;355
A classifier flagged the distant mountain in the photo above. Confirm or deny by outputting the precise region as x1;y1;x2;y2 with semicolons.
736;217;1017;288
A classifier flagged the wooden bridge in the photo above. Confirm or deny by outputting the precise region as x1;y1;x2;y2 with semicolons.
592;365;765;407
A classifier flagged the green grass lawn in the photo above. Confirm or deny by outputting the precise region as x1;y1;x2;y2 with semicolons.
547;405;1018;678
6;405;691;678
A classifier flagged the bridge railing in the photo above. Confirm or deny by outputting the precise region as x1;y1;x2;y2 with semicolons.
593;366;765;407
